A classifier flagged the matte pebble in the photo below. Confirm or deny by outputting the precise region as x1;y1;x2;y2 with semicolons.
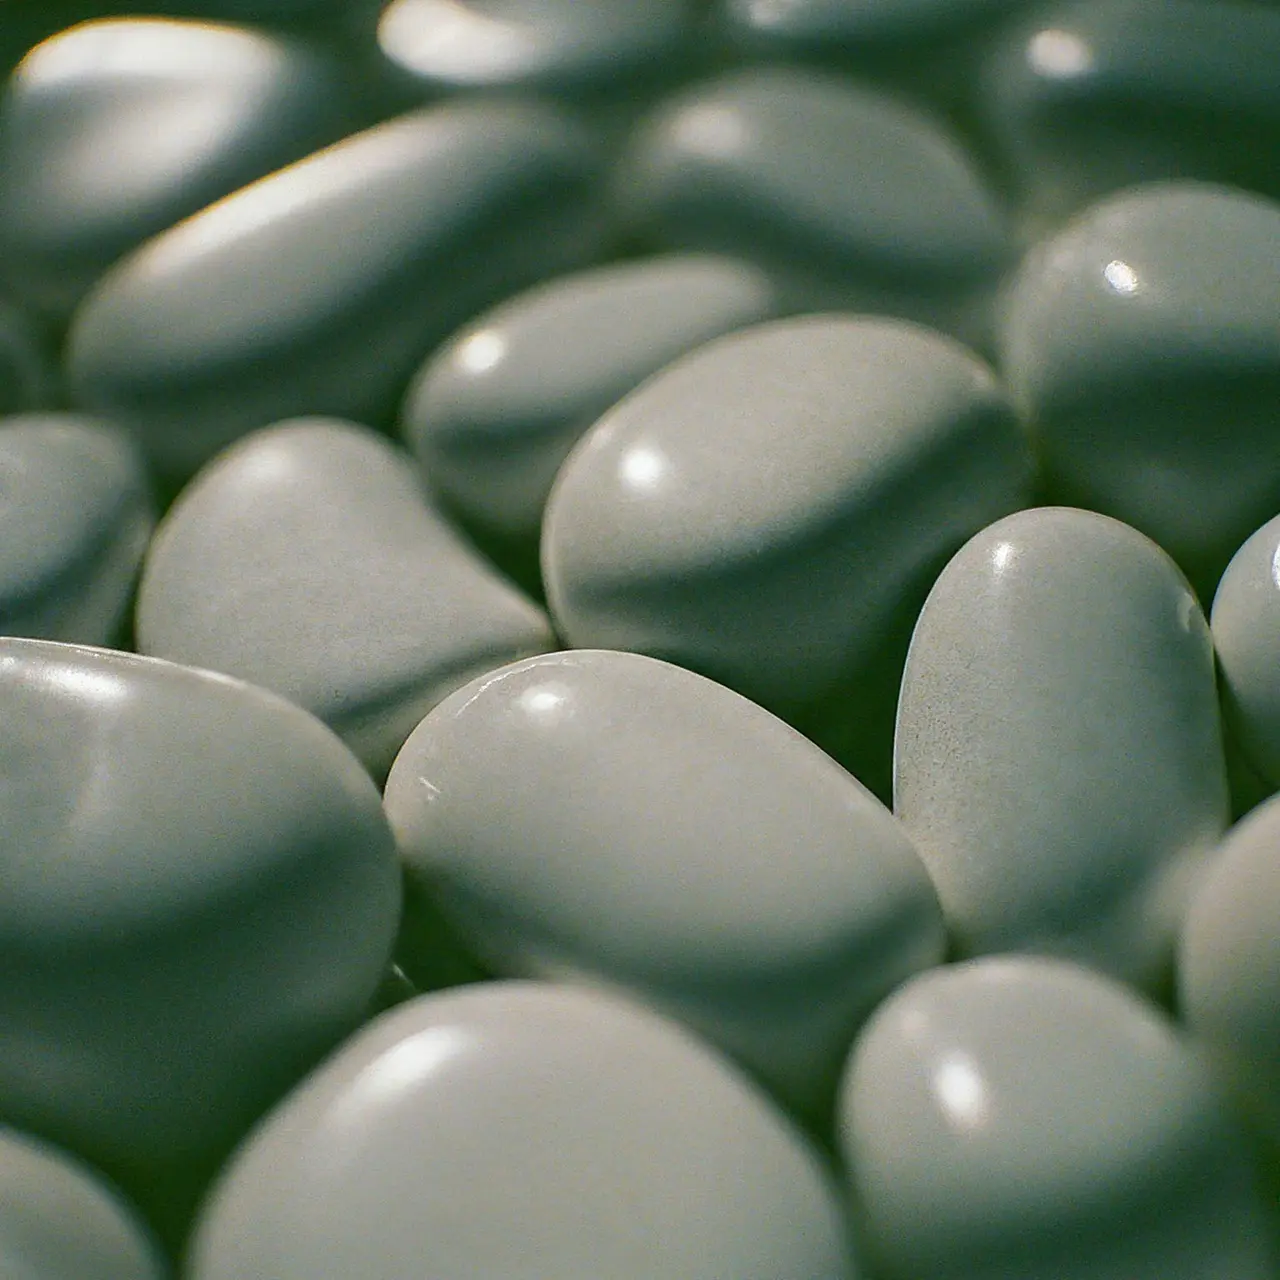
612;65;1011;341
1211;512;1280;789
998;181;1280;597
543;314;1033;716
0;1128;165;1280
189;982;860;1280
402;253;776;545
66;98;598;481
136;418;554;779
0;413;153;644
839;956;1275;1280
0;17;352;319
895;506;1228;989
0;638;401;1193
383;648;944;1118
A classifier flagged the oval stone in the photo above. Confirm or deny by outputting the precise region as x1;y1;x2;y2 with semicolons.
136;418;554;780
998;181;1280;598
839;955;1275;1280
188;982;860;1280
66;99;598;481
0;413;153;645
895;506;1228;989
402;253;776;545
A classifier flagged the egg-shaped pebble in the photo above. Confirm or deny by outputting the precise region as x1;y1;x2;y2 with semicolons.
543;315;1032;728
0;17;352;319
0;1127;165;1280
402;253;776;546
189;982;859;1280
895;506;1228;988
136;418;554;779
0;638;400;1200
384;648;944;1118
839;956;1275;1280
998;182;1280;597
67;99;598;481
0;414;153;645
0;298;53;414
613;66;1011;343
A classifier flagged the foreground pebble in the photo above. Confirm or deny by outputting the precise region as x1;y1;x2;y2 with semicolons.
189;982;859;1280
895;506;1228;989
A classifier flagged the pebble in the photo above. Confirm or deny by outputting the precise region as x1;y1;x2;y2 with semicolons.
895;506;1228;989
402;253;777;547
188;981;860;1280
66;97;599;481
135;418;554;779
839;955;1275;1280
0;413;153;645
382;647;944;1119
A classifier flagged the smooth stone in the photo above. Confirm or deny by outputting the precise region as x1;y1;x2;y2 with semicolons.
402;253;777;546
1211;513;1280;789
542;315;1033;718
0;298;54;414
188;982;860;1280
0;17;353;320
998;182;1280;598
895;506;1228;990
383;648;944;1120
377;0;691;95
980;0;1280;235
0;413;153;645
0;638;401;1196
0;1128;165;1280
612;65;1012;344
839;955;1275;1280
136;418;555;780
66;98;598;482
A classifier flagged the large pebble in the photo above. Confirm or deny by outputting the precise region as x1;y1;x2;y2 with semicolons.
67;99;598;480
189;982;859;1280
839;955;1275;1280
383;648;944;1118
895;506;1228;989
0;17;352;319
136;418;554;779
402;253;776;546
0;413;153;645
0;638;400;1201
998;181;1280;597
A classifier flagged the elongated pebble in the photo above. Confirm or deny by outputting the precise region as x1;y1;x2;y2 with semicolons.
998;181;1280;597
66;99;598;480
402;253;776;545
384;648;944;1118
895;506;1228;988
0;637;401;1195
136;418;554;779
189;982;860;1280
0;414;152;645
839;956;1275;1280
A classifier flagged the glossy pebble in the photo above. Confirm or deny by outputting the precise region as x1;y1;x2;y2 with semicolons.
0;298;53;414
384;648;944;1117
1211;513;1280;789
0;1128;165;1280
67;99;598;480
136;418;554;779
613;66;1011;342
895;507;1228;989
189;982;859;1280
0;413;153;644
999;182;1280;596
543;315;1032;720
0;17;352;319
839;956;1275;1280
0;638;400;1196
403;253;776;545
